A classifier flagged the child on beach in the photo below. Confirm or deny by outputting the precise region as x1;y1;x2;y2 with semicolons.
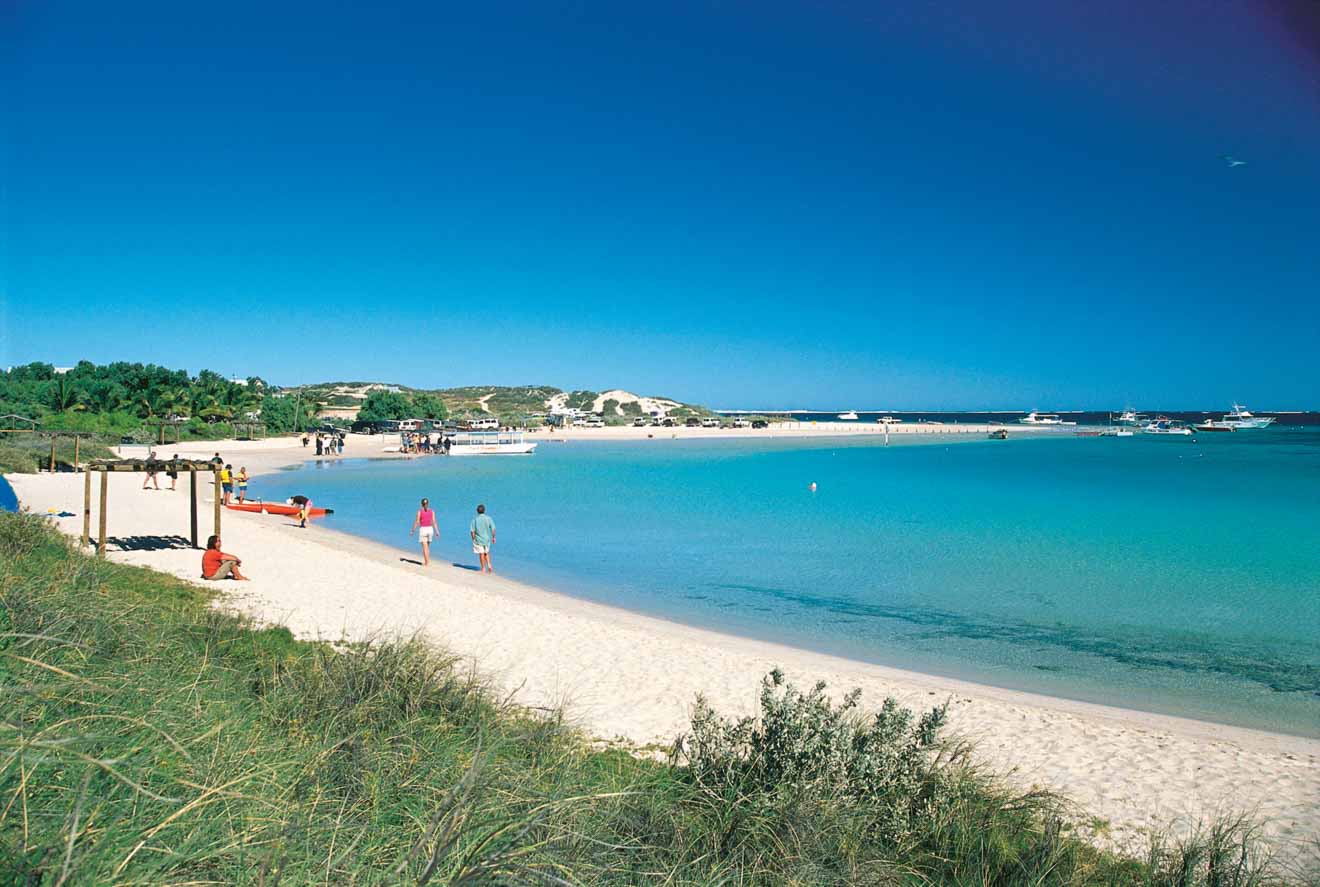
236;467;249;502
409;497;438;565
470;504;496;574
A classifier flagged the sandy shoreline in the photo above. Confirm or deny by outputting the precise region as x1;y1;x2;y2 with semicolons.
8;434;1319;858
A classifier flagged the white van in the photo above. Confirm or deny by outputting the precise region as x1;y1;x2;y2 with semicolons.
701;417;722;428
468;417;499;431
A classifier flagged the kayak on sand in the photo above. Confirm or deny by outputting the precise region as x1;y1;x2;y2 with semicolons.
224;501;334;517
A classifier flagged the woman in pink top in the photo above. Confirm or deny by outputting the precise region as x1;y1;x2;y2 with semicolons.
409;497;438;565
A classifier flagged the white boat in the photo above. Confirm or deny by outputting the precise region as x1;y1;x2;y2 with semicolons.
875;415;902;425
1100;427;1135;437
447;430;538;455
1141;417;1193;436
1113;408;1144;426
837;411;859;420
1193;420;1236;433
1019;412;1076;426
1216;404;1275;430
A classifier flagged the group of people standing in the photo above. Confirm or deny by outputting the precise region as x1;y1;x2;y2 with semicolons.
402;431;450;455
410;498;496;573
138;451;245;503
302;431;345;456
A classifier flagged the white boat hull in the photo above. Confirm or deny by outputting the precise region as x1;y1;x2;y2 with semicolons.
449;443;538;455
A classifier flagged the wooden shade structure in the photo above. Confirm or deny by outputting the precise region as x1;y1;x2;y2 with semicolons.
146;418;189;445
31;431;99;472
83;458;223;557
233;420;267;440
0;414;39;433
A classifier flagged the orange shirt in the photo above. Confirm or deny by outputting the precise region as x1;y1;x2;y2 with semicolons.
202;548;234;577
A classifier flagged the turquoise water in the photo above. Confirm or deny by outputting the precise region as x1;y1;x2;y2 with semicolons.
250;432;1320;736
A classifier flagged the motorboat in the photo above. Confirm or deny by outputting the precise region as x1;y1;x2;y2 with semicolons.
988;428;1008;439
447;430;538;455
1019;412;1076;426
1193;420;1236;433
1113;408;1144;426
1216;404;1275;430
875;415;902;425
837;411;859;420
1141;417;1193;436
1099;427;1134;437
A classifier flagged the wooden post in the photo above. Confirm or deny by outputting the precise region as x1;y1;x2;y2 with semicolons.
49;438;56;472
213;469;222;538
82;468;91;547
97;469;108;557
73;436;81;469
189;466;199;548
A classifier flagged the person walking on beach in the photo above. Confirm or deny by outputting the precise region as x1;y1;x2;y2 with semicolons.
301;432;309;448
166;454;179;491
142;450;160;490
409;497;438;565
470;504;496;574
236;467;249;502
219;464;234;505
336;433;344;455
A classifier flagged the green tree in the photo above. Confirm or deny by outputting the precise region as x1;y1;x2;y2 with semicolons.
358;390;413;422
411;392;448;420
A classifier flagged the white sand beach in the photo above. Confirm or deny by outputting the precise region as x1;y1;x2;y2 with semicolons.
9;435;1319;859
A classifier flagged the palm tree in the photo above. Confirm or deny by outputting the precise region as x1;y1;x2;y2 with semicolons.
48;376;85;413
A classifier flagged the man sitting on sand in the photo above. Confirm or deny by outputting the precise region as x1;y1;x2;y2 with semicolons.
201;535;248;580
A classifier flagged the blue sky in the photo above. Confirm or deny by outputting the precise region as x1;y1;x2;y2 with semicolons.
4;1;1318;408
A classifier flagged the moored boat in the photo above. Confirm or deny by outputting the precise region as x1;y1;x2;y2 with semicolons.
837;410;859;420
1019;412;1076;426
1193;420;1236;433
1141;417;1193;435
448;430;538;455
1216;404;1275;430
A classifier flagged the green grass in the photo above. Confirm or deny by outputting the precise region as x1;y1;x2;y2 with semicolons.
1;511;1310;885
0;436;117;474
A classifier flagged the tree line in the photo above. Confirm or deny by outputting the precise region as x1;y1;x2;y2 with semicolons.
0;362;319;437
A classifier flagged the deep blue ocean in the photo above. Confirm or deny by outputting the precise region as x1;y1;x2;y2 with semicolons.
246;429;1320;736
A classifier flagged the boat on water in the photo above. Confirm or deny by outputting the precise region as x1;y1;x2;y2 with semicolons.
875;415;902;425
1019;412;1077;426
988;428;1008;439
837;410;859;420
1113;408;1144;426
1193;420;1236;433
1141;417;1193;436
1099;427;1134;437
1215;404;1275;430
1073;430;1103;437
447;430;538;455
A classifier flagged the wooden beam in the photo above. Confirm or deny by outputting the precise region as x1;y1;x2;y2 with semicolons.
190;467;199;549
213;469;222;538
97;470;108;557
82;468;91;547
73;435;80;469
49;438;56;473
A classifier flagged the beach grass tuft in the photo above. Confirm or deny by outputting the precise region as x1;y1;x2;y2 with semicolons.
1;509;1312;884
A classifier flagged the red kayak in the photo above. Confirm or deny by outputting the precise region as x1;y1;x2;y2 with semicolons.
224;502;333;517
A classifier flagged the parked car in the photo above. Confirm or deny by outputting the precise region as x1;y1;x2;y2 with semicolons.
700;417;721;428
632;417;650;427
731;418;751;428
751;419;769;429
684;417;702;427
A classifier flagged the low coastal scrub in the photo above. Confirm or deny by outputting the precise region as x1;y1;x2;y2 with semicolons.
1;510;1308;884
0;435;116;474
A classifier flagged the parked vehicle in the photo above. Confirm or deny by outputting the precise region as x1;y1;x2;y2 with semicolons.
632;417;650;427
701;417;722;428
685;417;702;427
751;419;769;429
731;418;751;428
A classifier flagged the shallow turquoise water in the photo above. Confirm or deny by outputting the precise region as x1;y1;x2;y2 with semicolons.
251;431;1320;736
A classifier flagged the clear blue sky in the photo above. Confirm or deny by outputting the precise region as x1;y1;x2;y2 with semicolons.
4;1;1318;409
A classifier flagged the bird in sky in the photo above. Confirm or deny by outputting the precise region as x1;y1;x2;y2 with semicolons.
1222;155;1247;167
